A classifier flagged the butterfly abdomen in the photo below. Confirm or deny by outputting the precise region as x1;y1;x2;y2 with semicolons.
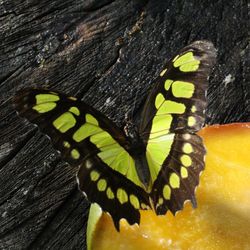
123;120;152;188
132;151;150;189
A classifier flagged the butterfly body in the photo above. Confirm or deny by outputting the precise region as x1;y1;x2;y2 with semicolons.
14;40;216;231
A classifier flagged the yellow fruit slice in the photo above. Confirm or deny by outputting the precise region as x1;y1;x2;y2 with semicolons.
90;123;250;250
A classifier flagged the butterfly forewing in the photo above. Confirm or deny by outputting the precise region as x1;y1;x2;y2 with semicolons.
140;41;216;136
139;41;216;214
14;88;150;230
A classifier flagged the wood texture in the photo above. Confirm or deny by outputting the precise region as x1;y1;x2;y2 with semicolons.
0;0;249;249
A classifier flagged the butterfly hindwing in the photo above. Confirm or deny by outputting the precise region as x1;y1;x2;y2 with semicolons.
77;155;150;230
150;133;206;214
139;41;216;214
14;88;150;230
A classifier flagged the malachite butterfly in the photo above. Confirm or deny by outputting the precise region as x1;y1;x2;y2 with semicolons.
14;40;216;231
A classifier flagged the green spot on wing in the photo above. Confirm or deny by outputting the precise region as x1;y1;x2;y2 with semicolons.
117;188;128;204
71;149;80;159
173;52;200;72
73;123;101;142
129;194;140;209
180;61;199;72
69;106;80;116
53;112;76;133
181;155;192;167
36;94;59;104
172;81;195;98
166;100;186;114
90;171;100;181
181;167;188;178
158;198;164;205
173;52;192;66
188;116;196;126
106;187;115;199
158;100;186;114
86;114;99;125
97;179;107;191
155;93;165;109
63;141;70;148
163;185;171;200
164;79;173;91
183;143;193;154
33;102;57;113
169;173;180;188
191;105;197;113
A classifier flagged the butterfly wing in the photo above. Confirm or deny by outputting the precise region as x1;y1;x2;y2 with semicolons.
14;89;150;230
139;41;216;214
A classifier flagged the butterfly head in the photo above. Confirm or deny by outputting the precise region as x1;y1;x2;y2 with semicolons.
124;119;137;138
124;119;146;154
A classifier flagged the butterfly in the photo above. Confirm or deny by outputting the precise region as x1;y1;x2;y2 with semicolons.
14;40;216;231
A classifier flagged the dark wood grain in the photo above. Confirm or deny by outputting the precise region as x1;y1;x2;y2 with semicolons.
0;0;249;249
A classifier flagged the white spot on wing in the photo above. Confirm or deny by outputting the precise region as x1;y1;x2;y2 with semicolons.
85;160;92;169
183;134;191;140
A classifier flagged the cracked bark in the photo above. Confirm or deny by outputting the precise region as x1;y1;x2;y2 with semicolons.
0;0;249;249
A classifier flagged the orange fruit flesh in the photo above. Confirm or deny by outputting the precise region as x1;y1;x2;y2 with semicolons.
92;123;250;250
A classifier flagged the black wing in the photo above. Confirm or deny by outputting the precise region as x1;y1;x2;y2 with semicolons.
139;41;216;214
14;88;150;230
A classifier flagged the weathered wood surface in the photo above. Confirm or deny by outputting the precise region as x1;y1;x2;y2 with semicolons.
0;0;249;249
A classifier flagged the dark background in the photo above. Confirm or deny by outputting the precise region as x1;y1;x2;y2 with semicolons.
0;0;249;249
